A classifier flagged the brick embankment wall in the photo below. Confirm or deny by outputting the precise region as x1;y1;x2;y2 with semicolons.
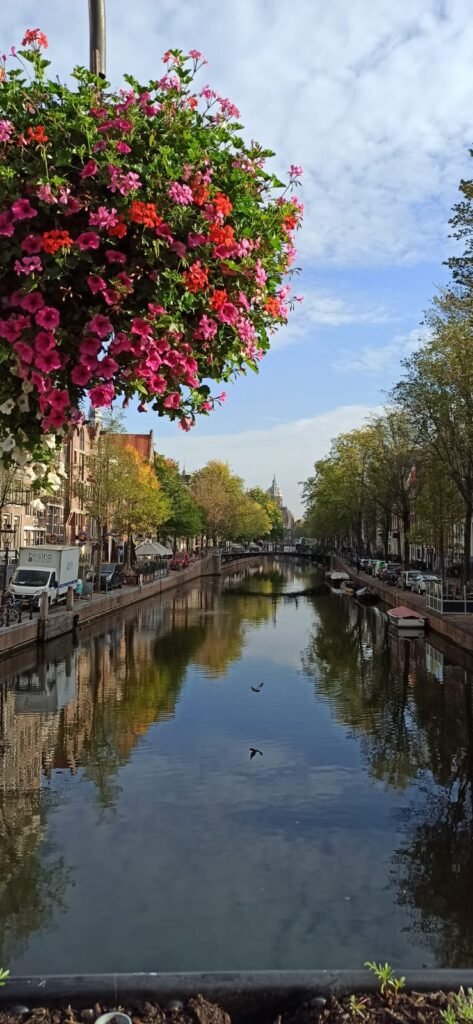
332;557;473;654
0;554;221;659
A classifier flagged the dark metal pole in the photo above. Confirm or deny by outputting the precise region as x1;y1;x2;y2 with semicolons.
88;0;106;77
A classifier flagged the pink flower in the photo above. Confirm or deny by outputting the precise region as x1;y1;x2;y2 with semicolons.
131;317;152;337
87;314;113;338
218;391;227;403
171;240;187;257
35;349;62;372
254;259;267;286
178;416;193;431
148;303;166;316
218;302;238;325
14;256;42;275
76;232;100;250
21;233;42;254
168;182;193;205
196;315;217;340
48;389;70;410
238;291;250;310
116;141;131;154
42;409;67;430
189;49;204;59
289;164;303;178
87;274;107;294
108;165;141;195
13;341;34;364
30;370;47;393
11;198;38;220
98;355;119;379
80;336;102;357
20;291;44;313
71;364;94;386
0;119;13;143
103;288;119;305
35;331;55;354
187;231;207;248
201;401;213;412
89;206;118;229
105;249;127;264
80;159;98;178
163;392;181;410
0;318;21;342
36;184;55;203
93;140;107;152
88;383;115;407
236;316;256;343
0;211;14;236
156;222;173;239
36;306;60;330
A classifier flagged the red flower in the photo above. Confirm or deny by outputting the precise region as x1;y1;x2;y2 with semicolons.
192;183;210;206
183;262;209;293
129;200;162;228
213;193;232;217
208;223;235;246
42;230;72;254
210;288;228;312
22;28;48;49
108;215;127;239
27;125;48;145
264;297;280;317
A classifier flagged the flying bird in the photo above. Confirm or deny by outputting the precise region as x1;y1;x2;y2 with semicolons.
251;682;264;692
249;748;263;759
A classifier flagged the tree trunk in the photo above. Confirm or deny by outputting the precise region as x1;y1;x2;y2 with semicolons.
402;507;410;569
126;524;133;569
95;518;103;592
463;500;472;586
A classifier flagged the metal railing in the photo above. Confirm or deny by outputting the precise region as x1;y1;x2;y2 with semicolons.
426;579;473;614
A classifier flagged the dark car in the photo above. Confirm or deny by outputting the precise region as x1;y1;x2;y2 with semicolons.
99;563;123;591
380;562;401;582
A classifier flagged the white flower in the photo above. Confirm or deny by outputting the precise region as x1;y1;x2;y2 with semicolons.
44;435;57;450
12;446;30;466
22;467;36;485
30;497;46;512
0;400;15;415
47;471;62;488
32;462;47;478
21;380;34;394
16;394;30;413
1;435;15;453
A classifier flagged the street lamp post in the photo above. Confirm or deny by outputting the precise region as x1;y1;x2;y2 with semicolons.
1;525;15;600
89;0;106;77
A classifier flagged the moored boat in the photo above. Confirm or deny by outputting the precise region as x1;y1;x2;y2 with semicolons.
327;571;350;589
387;605;426;629
340;579;357;595
355;587;378;605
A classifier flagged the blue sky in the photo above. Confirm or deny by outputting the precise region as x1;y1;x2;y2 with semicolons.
3;1;471;514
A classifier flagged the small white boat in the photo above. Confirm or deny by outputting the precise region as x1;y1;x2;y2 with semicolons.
340;579;357;595
327;571;350;589
387;606;426;630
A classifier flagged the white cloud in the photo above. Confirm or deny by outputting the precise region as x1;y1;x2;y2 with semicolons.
270;286;394;351
333;327;429;375
3;0;472;266
155;404;380;515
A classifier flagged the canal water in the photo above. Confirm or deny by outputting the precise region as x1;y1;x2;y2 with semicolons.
1;559;472;973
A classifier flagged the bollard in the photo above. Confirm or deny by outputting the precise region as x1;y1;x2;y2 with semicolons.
39;591;49;622
66;585;74;611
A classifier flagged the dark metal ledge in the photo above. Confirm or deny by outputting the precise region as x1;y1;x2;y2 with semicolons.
2;971;473;1015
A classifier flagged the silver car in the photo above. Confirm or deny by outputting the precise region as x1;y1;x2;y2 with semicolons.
413;573;440;594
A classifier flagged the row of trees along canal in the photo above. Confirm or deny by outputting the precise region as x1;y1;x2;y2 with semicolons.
76;415;284;578
302;155;473;585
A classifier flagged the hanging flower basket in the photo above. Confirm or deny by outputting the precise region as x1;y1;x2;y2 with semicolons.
0;30;302;486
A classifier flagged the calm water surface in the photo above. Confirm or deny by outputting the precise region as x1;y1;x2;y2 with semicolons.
1;559;472;972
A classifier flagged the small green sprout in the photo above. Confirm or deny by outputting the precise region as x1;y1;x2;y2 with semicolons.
348;994;368;1018
0;968;9;987
364;961;405;997
441;989;473;1024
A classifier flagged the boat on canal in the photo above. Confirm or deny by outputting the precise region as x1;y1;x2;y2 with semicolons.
355;586;378;605
340;578;357;595
387;605;426;630
326;570;350;589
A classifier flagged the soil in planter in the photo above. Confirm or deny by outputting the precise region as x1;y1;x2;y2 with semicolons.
0;990;460;1024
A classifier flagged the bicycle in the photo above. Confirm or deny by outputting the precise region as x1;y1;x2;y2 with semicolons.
0;594;20;626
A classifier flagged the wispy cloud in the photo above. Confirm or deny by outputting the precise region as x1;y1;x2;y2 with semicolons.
155;404;381;515
333;327;429;375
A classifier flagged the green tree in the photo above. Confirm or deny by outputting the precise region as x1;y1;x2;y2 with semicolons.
154;455;202;549
75;423;125;590
114;447;170;566
190;461;245;544
394;301;473;582
247;486;283;539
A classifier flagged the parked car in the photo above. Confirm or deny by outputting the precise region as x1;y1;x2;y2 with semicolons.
413;573;440;595
170;551;189;570
373;560;388;578
379;561;401;582
359;558;371;571
398;570;423;591
99;563;123;591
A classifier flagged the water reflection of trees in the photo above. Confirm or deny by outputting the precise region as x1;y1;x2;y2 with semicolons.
303;594;473;965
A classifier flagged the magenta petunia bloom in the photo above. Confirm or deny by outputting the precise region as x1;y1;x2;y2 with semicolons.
11;198;38;221
36;306;60;330
88;382;115;407
75;232;100;250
